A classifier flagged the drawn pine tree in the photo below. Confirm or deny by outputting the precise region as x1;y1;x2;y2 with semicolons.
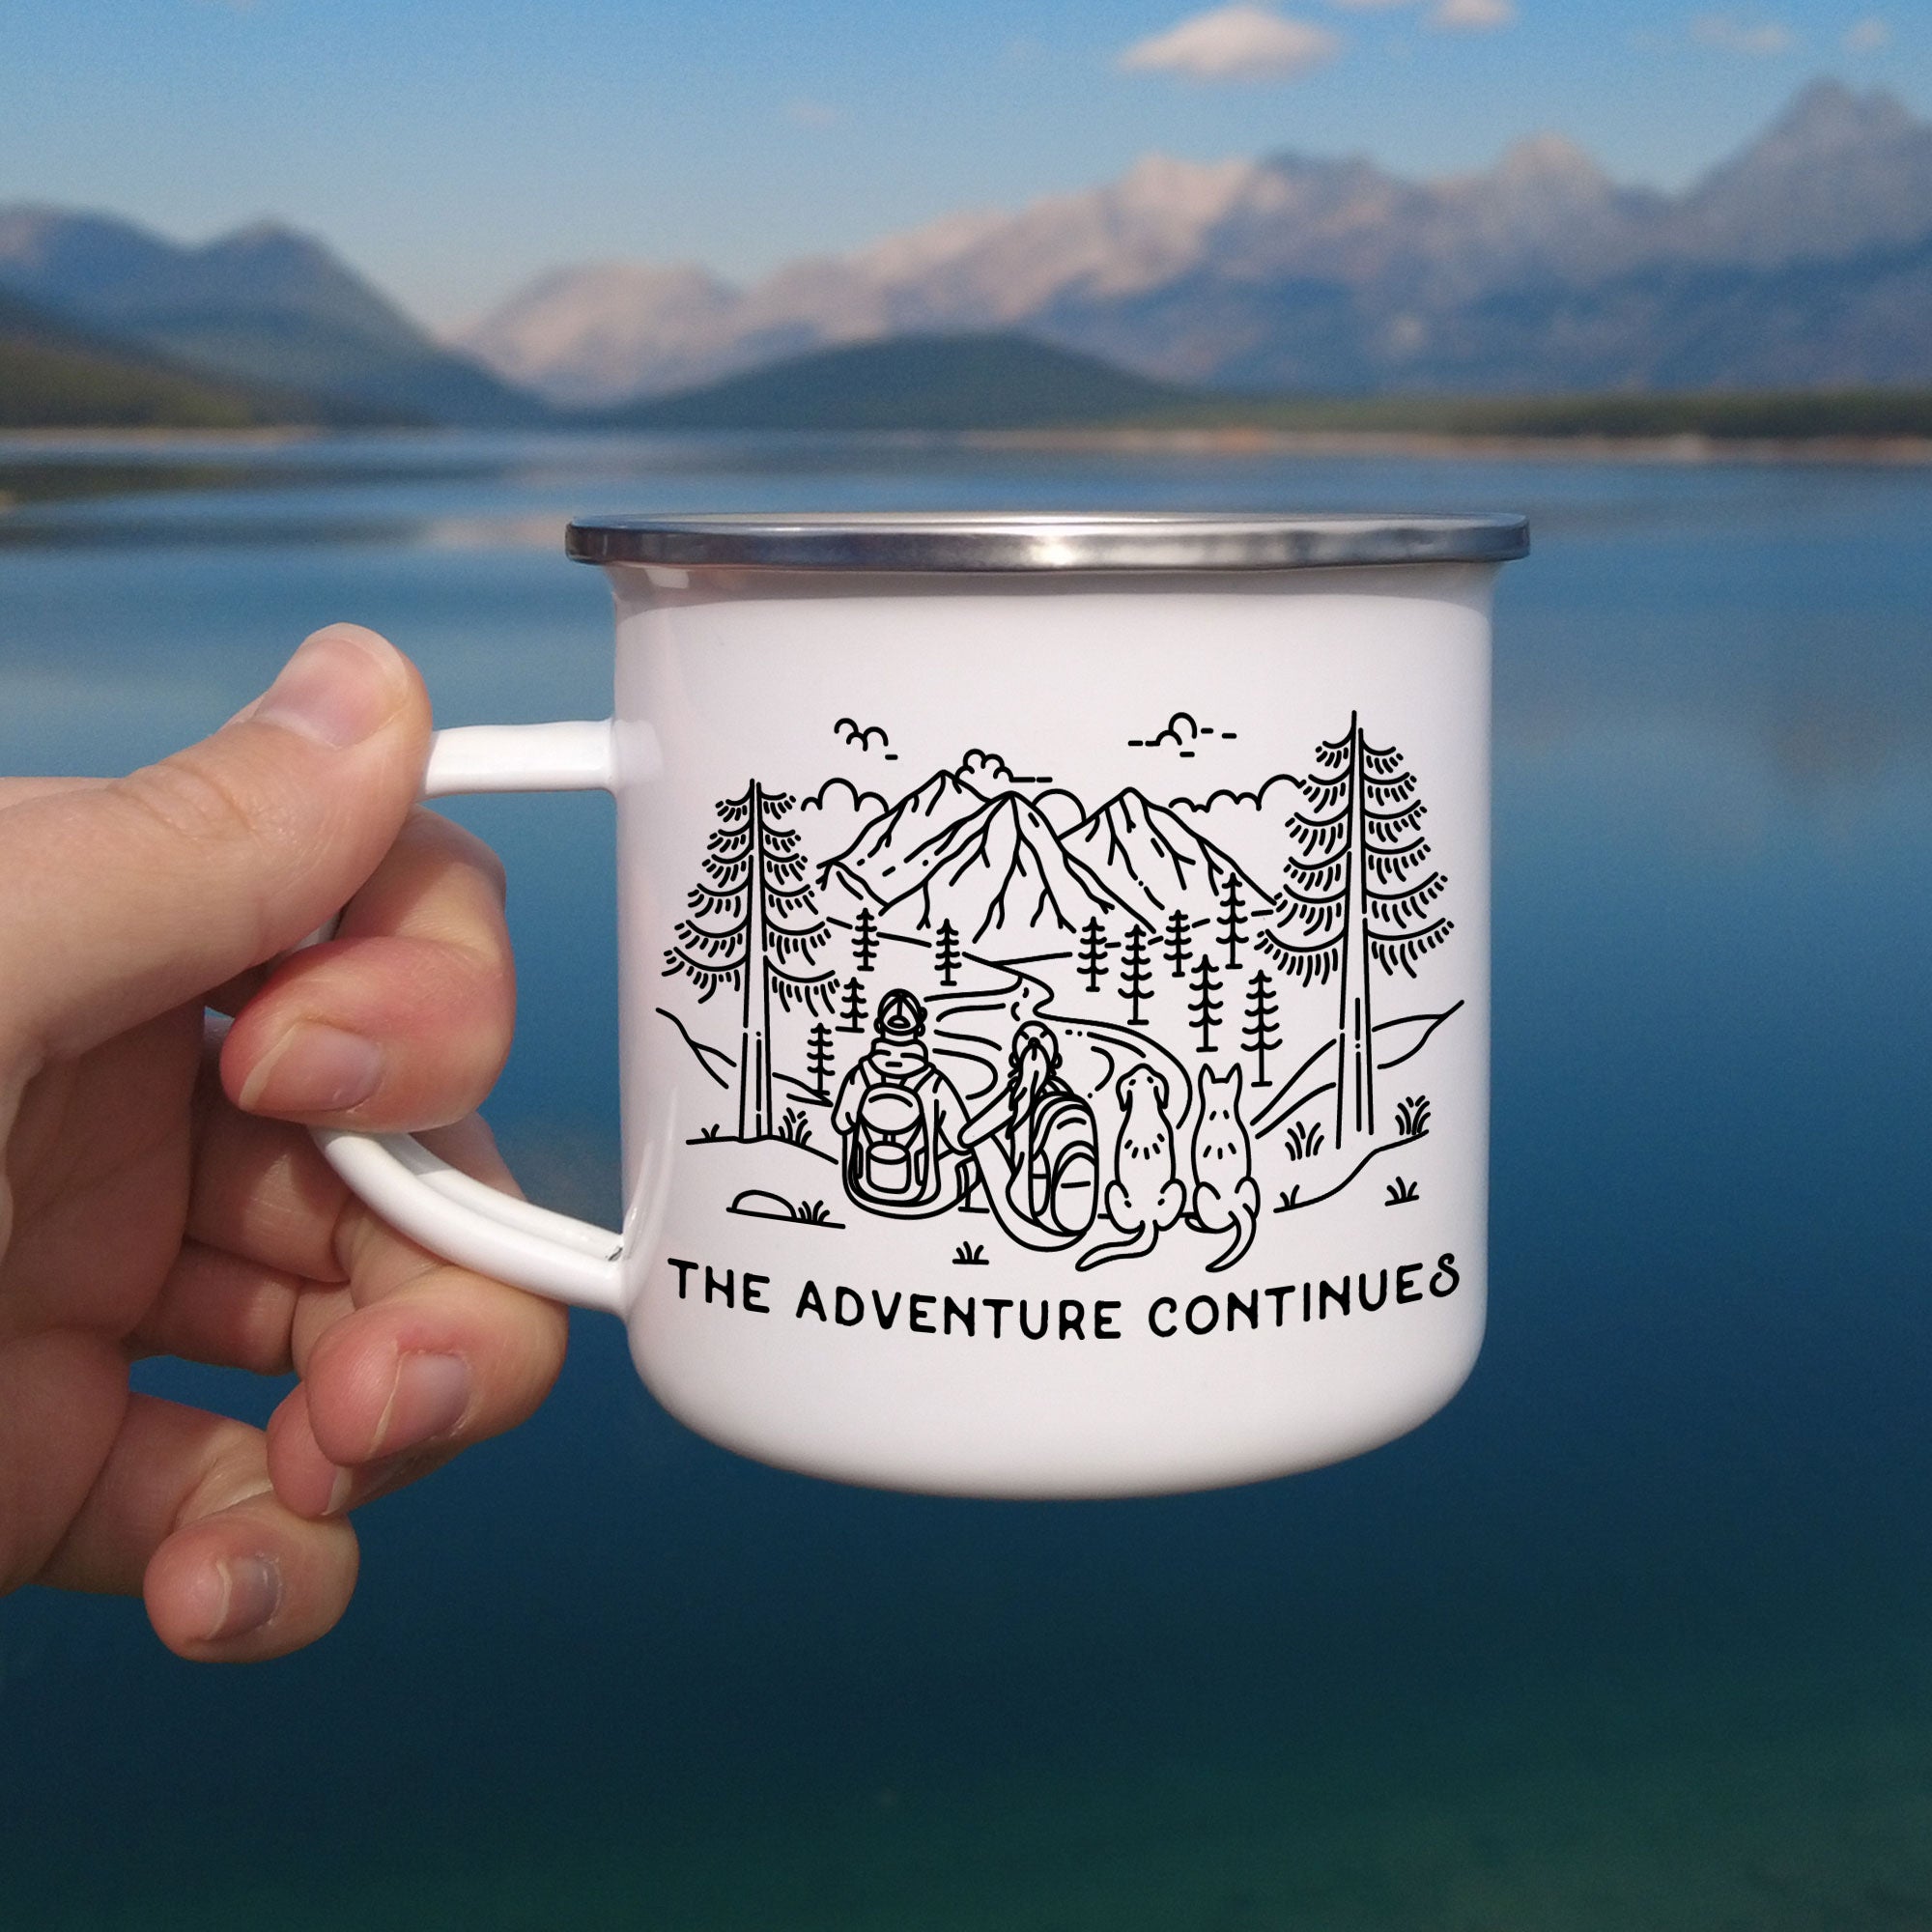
1241;970;1280;1088
1216;870;1248;970
1077;917;1112;996
934;918;962;988
1118;924;1152;1027
1188;952;1224;1053
1255;714;1449;1148
1163;907;1191;980
838;976;868;1035
852;905;880;974
807;1020;836;1099
666;782;837;1140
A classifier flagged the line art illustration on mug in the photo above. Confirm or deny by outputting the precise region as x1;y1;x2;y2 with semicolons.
657;709;1462;1276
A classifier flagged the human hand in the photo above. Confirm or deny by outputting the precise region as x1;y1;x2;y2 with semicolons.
0;626;566;1661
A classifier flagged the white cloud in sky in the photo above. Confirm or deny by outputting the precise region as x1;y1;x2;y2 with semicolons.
1690;13;1797;54
1119;5;1342;82
1430;0;1516;29
1844;14;1890;50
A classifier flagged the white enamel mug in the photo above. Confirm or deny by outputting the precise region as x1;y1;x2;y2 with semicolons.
319;512;1527;1497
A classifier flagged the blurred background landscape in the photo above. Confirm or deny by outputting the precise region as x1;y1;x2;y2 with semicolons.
2;4;1930;1928
4;69;1932;447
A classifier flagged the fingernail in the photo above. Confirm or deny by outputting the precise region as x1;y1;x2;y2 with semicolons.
374;1351;472;1458
237;1022;384;1116
251;629;398;749
326;1452;419;1518
203;1555;282;1643
325;1464;355;1518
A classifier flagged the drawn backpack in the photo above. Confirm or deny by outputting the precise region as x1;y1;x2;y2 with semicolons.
846;1071;929;1203
1021;1090;1098;1237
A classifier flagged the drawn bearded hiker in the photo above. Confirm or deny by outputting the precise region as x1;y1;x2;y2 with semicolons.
833;988;973;1216
962;1019;1098;1245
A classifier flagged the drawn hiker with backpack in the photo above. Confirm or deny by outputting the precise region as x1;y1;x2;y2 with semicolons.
961;1020;1100;1252
833;989;975;1217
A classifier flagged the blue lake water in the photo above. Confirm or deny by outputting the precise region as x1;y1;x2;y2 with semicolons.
1;434;1930;1928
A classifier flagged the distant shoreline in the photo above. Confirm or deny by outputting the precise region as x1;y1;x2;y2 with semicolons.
965;426;1932;467
3;423;1931;502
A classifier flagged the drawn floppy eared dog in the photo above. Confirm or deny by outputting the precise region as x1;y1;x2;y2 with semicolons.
1078;1064;1187;1271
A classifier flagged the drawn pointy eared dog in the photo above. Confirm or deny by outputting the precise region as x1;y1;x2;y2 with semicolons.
1187;1062;1260;1272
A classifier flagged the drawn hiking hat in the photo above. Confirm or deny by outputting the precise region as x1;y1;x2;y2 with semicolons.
876;988;926;1040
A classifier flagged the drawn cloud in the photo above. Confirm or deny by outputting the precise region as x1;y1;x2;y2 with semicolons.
834;717;895;758
1033;788;1088;833
956;748;1056;787
1126;711;1240;758
804;777;889;815
800;778;890;859
1167;773;1306;881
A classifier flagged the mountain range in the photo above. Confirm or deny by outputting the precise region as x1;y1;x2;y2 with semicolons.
820;770;1274;948
0;284;309;429
0;206;538;424
464;80;1932;405
2;80;1928;427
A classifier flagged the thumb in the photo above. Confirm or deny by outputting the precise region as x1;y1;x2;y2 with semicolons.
0;625;431;1068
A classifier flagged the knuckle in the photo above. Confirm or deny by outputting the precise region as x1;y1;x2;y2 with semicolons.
111;751;305;964
172;1435;275;1532
118;750;268;851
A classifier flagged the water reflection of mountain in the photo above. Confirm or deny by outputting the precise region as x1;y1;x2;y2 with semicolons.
819;769;1275;944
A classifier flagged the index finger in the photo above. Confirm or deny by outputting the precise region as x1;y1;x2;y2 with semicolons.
219;808;515;1132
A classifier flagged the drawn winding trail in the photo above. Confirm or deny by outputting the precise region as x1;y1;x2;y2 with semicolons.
919;948;1199;1258
929;951;1197;1138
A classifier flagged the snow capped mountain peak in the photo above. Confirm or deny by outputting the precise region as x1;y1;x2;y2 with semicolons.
1755;79;1916;160
451;82;1932;406
458;259;742;406
1111;152;1264;223
1490;132;1605;188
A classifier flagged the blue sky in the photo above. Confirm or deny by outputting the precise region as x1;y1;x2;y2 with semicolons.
1;0;1924;327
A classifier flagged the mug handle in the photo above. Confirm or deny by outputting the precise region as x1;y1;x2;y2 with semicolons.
308;720;629;1317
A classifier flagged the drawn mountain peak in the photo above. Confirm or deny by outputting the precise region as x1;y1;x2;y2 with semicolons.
916;790;1133;943
821;767;985;896
822;770;1136;944
1065;787;1275;931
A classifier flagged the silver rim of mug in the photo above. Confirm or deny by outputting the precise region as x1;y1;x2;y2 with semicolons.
563;511;1530;572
